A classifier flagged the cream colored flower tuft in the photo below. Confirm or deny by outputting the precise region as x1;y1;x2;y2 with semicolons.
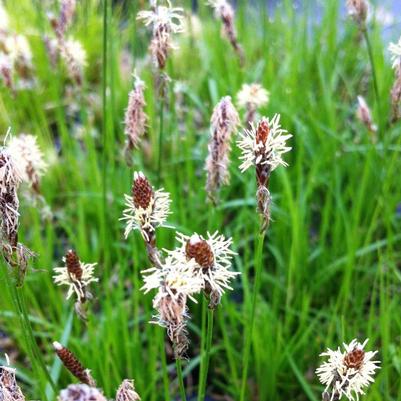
167;231;239;301
137;1;184;69
58;384;107;401
0;360;26;401
116;379;141;401
316;339;380;401
389;36;401;70
141;255;203;302
121;171;171;241
237;114;292;173
7;134;47;190
237;83;270;110
53;250;98;302
60;38;87;84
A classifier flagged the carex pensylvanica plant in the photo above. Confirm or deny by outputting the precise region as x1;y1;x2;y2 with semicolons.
316;339;380;401
205;96;240;203
237;114;292;401
53;249;98;320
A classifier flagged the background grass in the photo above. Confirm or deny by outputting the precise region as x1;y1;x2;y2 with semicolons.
1;0;401;400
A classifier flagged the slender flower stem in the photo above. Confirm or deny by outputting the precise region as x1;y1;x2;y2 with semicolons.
175;358;187;401
198;307;214;401
160;331;171;401
240;227;266;401
362;27;381;133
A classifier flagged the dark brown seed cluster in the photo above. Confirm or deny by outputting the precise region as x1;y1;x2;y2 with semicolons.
344;348;365;370
256;119;270;145
185;239;214;269
53;342;95;386
66;249;83;280
133;175;153;210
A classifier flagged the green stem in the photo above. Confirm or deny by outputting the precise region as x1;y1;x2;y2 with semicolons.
160;331;171;401
175;358;187;401
240;229;266;401
198;308;214;401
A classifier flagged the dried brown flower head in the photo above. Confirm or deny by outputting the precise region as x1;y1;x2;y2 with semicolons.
53;342;96;387
65;249;83;280
0;364;26;401
124;74;148;163
57;384;107;401
116;380;141;401
132;172;153;210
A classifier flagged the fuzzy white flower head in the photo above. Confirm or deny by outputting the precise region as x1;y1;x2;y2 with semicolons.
237;114;292;173
58;384;107;401
141;255;203;302
167;231;239;296
7;134;47;186
389;36;401;70
316;338;380;401
53;250;98;301
121;171;171;241
137;1;184;34
62;38;87;67
237;83;270;109
0;145;23;194
5;34;32;64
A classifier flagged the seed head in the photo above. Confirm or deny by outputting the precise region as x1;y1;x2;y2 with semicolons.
0;363;26;401
356;96;377;134
346;0;368;25
316;339;380;401
132;172;153;210
53;342;96;387
124;74;148;155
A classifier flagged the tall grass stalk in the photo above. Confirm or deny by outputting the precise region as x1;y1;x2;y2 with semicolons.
198;307;214;401
240;227;266;401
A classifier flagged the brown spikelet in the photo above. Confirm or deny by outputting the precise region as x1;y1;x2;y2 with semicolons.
344;348;365;370
53;342;96;386
65;249;83;280
132;173;153;210
185;238;214;269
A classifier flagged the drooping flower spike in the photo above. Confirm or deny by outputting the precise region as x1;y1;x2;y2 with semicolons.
356;96;377;136
316;339;380;401
124;73;148;163
207;0;244;65
236;83;270;127
137;1;184;70
205;96;240;202
389;37;401;122
167;231;239;309
53;249;98;320
237;114;292;230
141;255;203;359
0;143;33;284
